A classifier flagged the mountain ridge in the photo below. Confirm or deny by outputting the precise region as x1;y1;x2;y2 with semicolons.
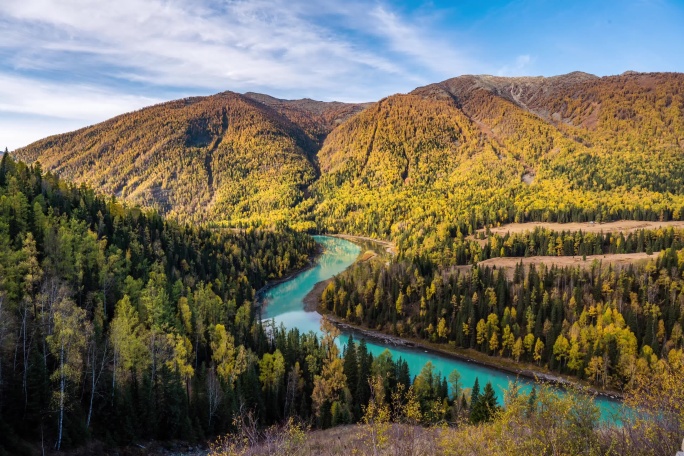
13;71;684;257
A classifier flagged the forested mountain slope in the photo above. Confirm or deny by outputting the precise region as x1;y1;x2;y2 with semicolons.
313;72;684;260
0;153;326;452
243;92;371;145
14;72;684;261
14;92;366;228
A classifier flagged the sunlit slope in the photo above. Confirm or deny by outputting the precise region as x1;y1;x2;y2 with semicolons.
311;72;684;257
15;92;352;226
15;72;684;258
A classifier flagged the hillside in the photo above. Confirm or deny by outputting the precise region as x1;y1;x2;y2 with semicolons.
0;154;321;453
15;72;684;260
6;72;684;455
243;92;371;144
14;92;366;228
312;71;684;260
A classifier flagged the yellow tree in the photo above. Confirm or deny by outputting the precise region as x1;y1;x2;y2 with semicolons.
110;295;149;390
523;333;536;355
501;325;515;356
166;333;195;387
553;334;570;369
567;339;584;373
311;318;346;418
361;375;391;456
437;317;448;341
211;324;247;386
258;349;286;393
395;291;405;316
476;319;487;348
512;337;523;362
533;339;545;365
619;350;684;455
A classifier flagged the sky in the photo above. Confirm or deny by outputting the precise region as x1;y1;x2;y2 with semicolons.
1;0;683;150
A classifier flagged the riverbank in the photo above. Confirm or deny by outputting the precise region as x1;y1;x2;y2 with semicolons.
302;234;390;311
303;278;332;311
301;234;388;312
331;233;397;256
255;241;325;307
323;313;623;401
268;234;624;403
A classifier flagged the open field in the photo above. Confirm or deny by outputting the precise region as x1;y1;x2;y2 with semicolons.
477;220;684;236
451;251;660;279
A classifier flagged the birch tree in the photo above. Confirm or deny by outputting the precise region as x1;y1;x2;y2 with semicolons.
47;297;90;451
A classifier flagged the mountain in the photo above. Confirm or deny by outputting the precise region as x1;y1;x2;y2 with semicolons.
14;72;684;258
243;92;371;144
15;91;367;227
311;71;684;258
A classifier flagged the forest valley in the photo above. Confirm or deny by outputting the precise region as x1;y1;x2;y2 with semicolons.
3;71;684;455
0;155;683;455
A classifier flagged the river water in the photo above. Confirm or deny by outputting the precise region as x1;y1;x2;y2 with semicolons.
261;235;621;421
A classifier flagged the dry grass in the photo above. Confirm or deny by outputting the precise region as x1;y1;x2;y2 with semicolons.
451;252;659;279
219;424;442;456
478;220;684;236
358;250;377;262
304;424;441;456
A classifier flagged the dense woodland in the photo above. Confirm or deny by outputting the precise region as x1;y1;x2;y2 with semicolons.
14;73;684;263
0;155;322;452
0;155;521;454
324;239;684;390
6;71;684;454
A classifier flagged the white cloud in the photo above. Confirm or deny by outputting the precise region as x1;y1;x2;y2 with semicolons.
0;0;414;92
0;0;473;148
0;74;160;121
1;116;90;152
0;74;161;149
497;54;534;76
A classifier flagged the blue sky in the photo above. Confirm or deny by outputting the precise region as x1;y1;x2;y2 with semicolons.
1;0;683;150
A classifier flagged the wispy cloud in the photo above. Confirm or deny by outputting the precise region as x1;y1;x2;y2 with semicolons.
497;54;534;76
0;0;473;148
0;73;162;151
3;0;680;150
0;73;160;121
368;5;472;79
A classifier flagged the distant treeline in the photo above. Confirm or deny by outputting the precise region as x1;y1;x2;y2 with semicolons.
449;225;684;265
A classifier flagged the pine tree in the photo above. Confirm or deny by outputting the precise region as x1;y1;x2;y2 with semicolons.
469;377;480;411
343;336;358;395
356;339;372;417
527;385;537;417
470;381;498;424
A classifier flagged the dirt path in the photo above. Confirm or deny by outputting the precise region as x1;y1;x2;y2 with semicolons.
450;252;660;279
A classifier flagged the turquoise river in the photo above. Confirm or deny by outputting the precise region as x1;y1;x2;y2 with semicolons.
262;235;621;421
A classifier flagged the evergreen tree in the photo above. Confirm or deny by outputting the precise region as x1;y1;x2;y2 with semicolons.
469;377;480;411
470;381;498;424
527;386;537;417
